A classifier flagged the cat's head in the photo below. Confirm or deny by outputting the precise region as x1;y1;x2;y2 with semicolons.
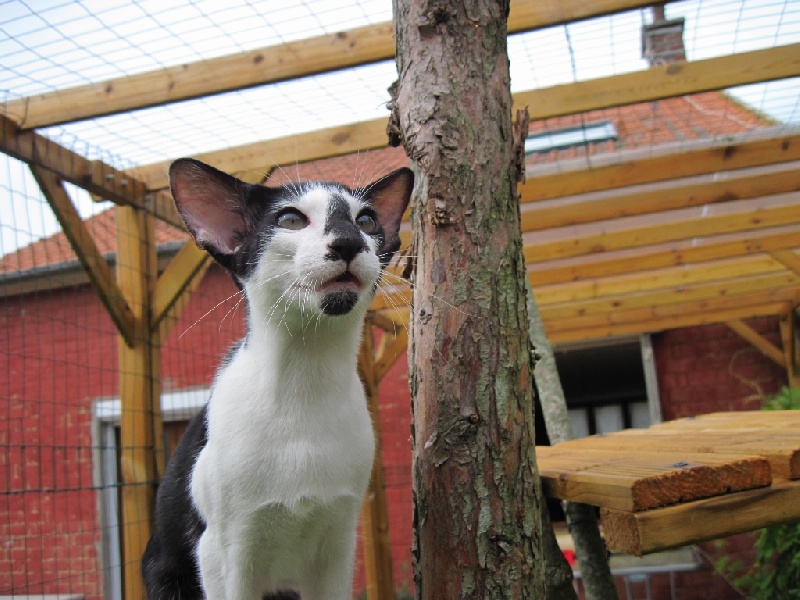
169;158;413;319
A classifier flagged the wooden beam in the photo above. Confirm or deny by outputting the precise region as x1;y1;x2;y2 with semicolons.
542;272;800;322
513;43;800;120
523;126;800;200
726;319;786;367
116;205;162;600
29;165;136;345
357;320;394;600
528;229;800;287
0;113;183;228
547;295;796;344
537;445;770;512
130;118;392;191
4;0;657;129
521;165;800;231
151;241;212;334
132;43;800;192
771;248;800;276
373;327;409;384
601;480;800;556
523;198;800;263
779;312;799;389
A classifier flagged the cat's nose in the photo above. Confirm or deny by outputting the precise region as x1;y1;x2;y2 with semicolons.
328;236;366;263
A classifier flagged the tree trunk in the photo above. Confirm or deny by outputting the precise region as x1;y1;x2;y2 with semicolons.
390;1;545;597
527;282;620;600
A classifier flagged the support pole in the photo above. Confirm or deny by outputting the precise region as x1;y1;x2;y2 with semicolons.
358;317;395;600
116;204;163;600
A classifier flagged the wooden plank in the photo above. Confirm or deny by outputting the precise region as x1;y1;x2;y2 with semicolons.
523;127;800;201
771;248;800;276
528;229;800;287
537;445;771;512
547;298;794;344
369;253;791;313
564;429;800;480
4;0;657;129
521;166;800;231
116;205;162;600
132;45;800;192
0;113;183;228
649;410;800;431
726;319;786;367
130;117;391;191
780;312;799;388
523;198;800;262
513;43;800;120
373;327;409;384
151;241;212;333
542;272;799;322
29;165;136;345
357;320;394;600
601;480;800;556
535;253;788;305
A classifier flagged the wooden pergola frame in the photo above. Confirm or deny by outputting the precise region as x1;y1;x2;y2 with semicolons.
1;0;799;597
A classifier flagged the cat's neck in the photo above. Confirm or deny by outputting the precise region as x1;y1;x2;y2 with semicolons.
243;290;366;370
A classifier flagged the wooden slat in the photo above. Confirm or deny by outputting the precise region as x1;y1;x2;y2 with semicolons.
537;445;771;512
513;43;800;120
601;480;800;556
649;410;800;431
4;0;657;129
523;198;800;263
0;113;183;228
564;429;800;480
780;313;799;389
30;165;136;345
151;241;212;333
373;327;409;384
130;117;391;190
543;272;800;322
726;319;786;367
132;44;800;192
529;229;800;287
521;165;800;231
547;297;794;344
523;128;800;201
771;248;800;276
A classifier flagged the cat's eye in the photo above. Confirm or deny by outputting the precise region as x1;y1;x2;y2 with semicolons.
356;213;379;234
276;209;308;230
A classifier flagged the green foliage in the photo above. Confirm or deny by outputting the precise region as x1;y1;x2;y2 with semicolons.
715;386;800;598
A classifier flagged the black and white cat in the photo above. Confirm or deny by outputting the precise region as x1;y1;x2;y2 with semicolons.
141;158;413;600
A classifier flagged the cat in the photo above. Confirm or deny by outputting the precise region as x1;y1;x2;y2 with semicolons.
141;158;413;600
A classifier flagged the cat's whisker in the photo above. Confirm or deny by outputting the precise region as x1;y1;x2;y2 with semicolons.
178;288;246;339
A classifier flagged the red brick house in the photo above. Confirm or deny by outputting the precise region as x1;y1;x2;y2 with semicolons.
0;89;793;600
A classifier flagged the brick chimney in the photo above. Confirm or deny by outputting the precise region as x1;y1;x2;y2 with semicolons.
642;5;686;66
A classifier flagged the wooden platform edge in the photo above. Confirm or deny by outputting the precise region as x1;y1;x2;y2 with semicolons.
601;480;800;556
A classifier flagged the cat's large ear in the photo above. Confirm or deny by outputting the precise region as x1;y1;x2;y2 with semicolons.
169;158;252;255
363;167;413;252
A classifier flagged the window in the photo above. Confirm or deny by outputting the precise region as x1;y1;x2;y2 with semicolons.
525;121;617;155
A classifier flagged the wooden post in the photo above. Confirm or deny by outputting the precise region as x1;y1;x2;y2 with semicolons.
116;204;163;600
358;317;395;600
391;1;546;596
780;312;799;389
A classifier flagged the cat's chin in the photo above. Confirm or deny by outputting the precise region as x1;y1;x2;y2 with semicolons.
319;290;360;316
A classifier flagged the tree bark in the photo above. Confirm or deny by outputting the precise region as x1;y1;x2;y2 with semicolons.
390;1;545;597
527;282;620;600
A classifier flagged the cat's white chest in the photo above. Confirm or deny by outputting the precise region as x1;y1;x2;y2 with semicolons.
192;347;375;515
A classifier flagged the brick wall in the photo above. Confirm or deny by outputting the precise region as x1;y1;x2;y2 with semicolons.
2;266;790;599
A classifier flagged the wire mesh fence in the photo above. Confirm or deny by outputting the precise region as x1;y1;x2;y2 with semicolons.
0;0;799;598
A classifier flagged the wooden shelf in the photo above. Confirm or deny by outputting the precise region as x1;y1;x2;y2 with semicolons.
536;411;800;555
